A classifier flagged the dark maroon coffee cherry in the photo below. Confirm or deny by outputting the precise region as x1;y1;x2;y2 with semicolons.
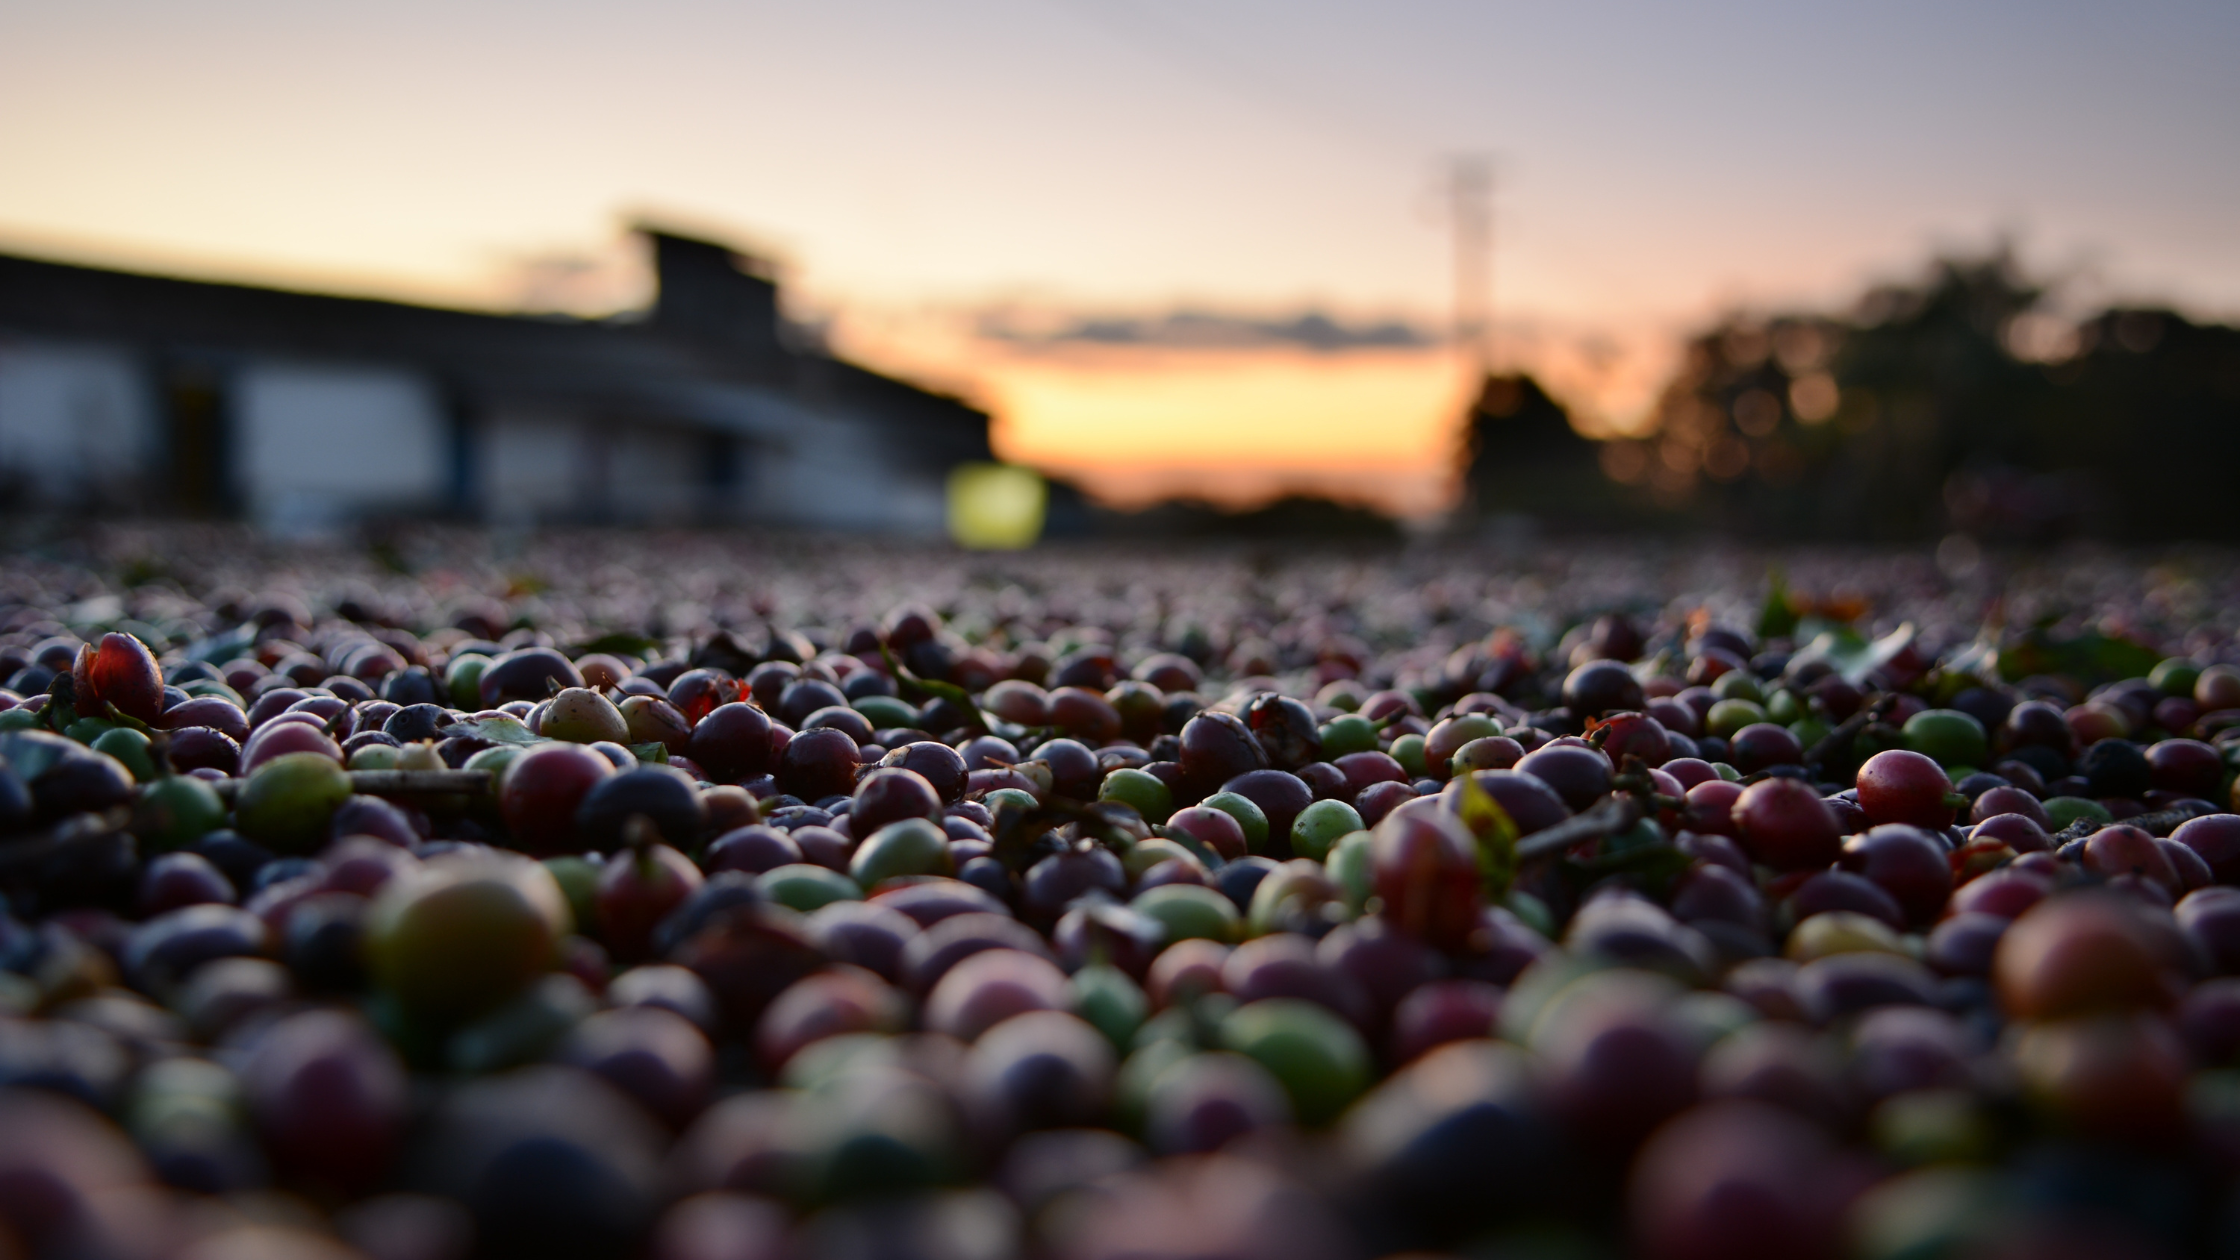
1048;687;1122;743
2148;739;2224;799
73;632;166;723
2078;739;2151;800
1580;613;1645;663
1023;844;1129;924
1516;745;1612;811
1727;723;1804;774
1371;808;1481;952
168;727;241;776
852;768;943;836
1297;760;1349;801
139;851;236;915
246;688;311;730
575;765;707;852
2173;815;2240;884
1177;712;1268;799
1220;769;1314;858
1562;661;1644;719
705;825;803;875
1595;712;1670;767
778;728;861;803
377;667;439;707
477;647;584;706
1050;646;1117;691
1971;787;2049;828
880;741;968;803
156;696;250;744
745;662;799;712
1443;770;1571;835
802;706;876;746
1857;751;1957;829
687;702;776;782
1973;812;2051;854
666;670;738;725
1839;825;1954;926
1030;738;1101;799
778;680;849;728
2003;700;2074;751
1733;778;1841;871
1246;693;1323;771
958;735;1021;771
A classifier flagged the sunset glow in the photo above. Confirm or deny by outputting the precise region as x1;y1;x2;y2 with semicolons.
988;347;1473;514
2;0;2233;514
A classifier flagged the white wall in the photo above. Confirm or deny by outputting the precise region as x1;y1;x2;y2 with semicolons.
608;425;707;524
0;338;157;501
748;410;947;534
0;340;958;534
481;413;721;525
485;380;953;534
235;363;447;530
481;410;584;526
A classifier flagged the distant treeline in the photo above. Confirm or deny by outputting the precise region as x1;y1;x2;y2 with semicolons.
1463;250;2240;543
1053;249;2240;545
1045;485;1402;543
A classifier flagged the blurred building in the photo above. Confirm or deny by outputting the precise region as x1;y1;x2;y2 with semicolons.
0;228;991;532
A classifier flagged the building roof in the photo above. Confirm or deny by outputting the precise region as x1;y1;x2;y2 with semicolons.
0;228;990;465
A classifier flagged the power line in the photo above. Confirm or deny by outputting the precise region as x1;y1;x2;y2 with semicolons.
1050;0;1514;357
1447;155;1494;374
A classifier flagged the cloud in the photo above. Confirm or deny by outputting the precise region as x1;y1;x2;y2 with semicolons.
976;306;1440;353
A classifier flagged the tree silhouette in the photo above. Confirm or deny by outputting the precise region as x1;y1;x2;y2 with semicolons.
1605;248;2240;542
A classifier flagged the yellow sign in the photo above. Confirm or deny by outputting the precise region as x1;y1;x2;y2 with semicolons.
946;463;1046;549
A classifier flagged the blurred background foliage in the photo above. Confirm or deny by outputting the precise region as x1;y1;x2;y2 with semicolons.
1450;249;2240;544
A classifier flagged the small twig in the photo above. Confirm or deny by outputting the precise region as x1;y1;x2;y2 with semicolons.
1611;763;1686;814
1515;793;1644;862
191;769;493;803
1802;693;1894;773
2049;801;2216;847
0;808;132;874
345;769;493;796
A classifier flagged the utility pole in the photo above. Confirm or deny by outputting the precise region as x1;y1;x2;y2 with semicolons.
1447;155;1494;376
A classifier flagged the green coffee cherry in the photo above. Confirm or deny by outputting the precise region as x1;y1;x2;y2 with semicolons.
1903;709;1989;768
1069;964;1149;1050
1200;791;1270;854
1390;734;1428;778
852;695;920;731
1099;767;1174;823
1318;714;1379;757
758;863;864;912
1289;799;1363;862
235;752;353;853
91;727;155;782
1704;699;1768;738
1131;884;1239;943
850;818;953;889
1218;998;1370;1126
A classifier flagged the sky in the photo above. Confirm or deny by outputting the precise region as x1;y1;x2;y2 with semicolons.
2;0;2235;514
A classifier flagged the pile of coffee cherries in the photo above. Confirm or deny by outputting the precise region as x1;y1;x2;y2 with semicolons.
4;550;2240;1260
